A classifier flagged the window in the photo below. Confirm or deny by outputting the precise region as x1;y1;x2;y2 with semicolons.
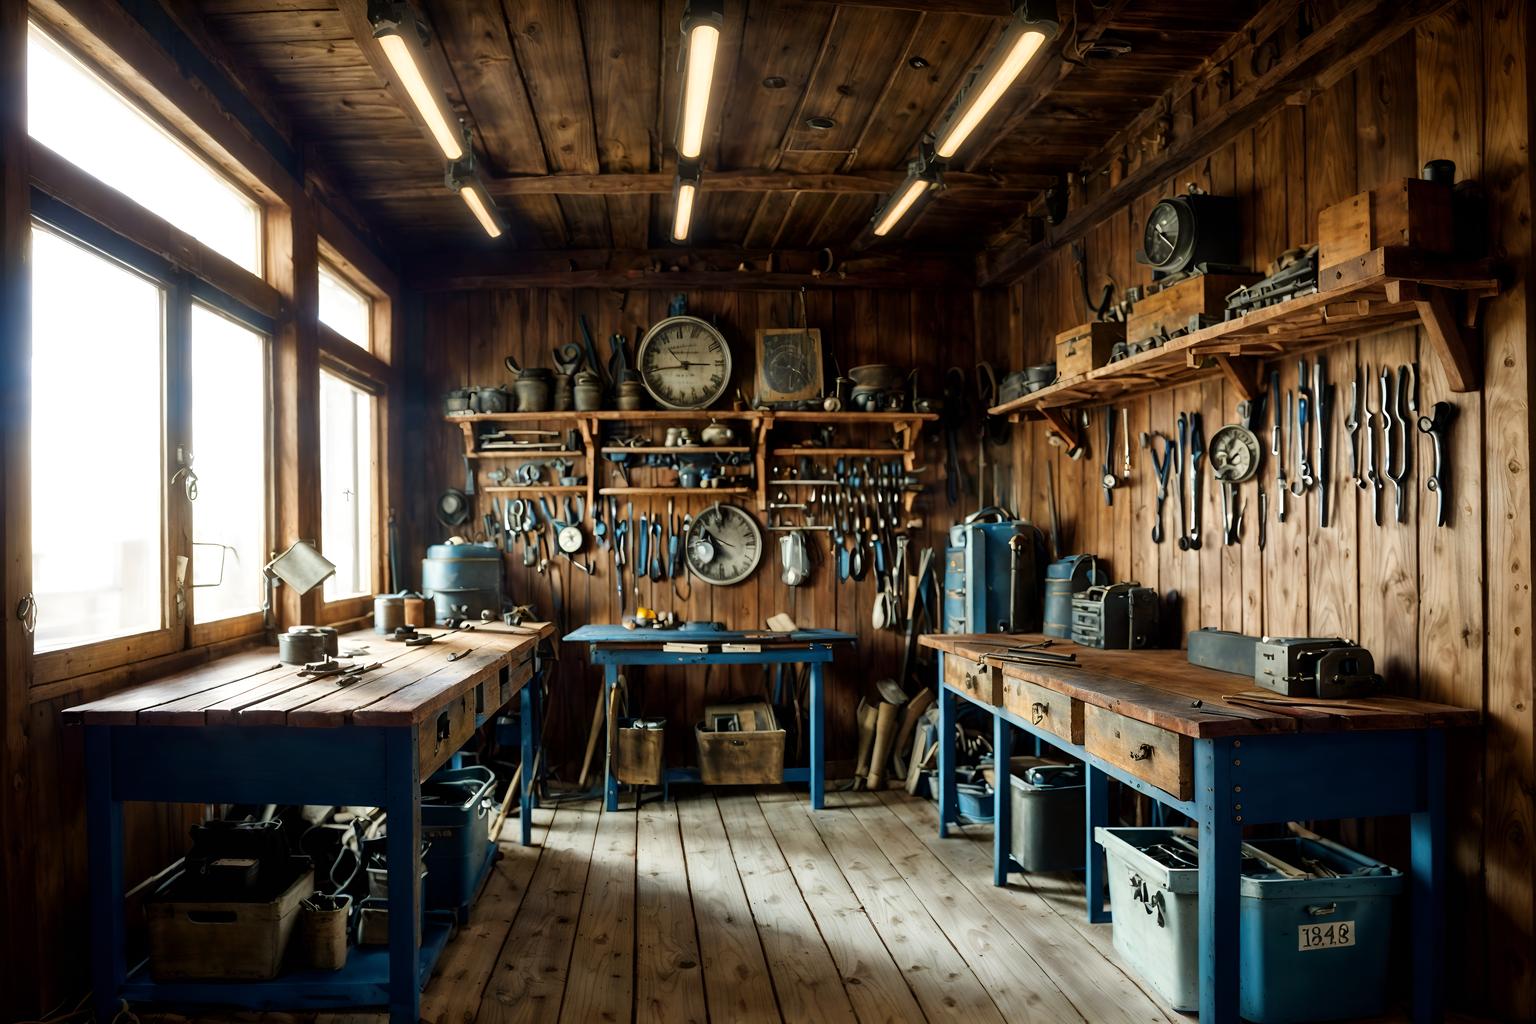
318;262;372;350
190;305;269;624
27;23;262;274
320;371;376;601
30;226;166;653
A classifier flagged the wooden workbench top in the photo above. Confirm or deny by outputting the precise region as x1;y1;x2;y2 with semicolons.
920;632;1481;738
63;622;553;729
564;624;855;647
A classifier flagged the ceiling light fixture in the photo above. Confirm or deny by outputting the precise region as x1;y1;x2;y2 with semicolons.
932;0;1058;160
447;154;506;240
672;162;702;243
677;0;724;161
369;1;464;161
870;150;942;238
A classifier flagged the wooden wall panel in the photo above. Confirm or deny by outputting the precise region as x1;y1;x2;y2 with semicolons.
408;286;990;766
993;2;1532;1014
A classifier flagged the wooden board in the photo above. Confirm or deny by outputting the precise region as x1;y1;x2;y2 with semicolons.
1083;702;1194;801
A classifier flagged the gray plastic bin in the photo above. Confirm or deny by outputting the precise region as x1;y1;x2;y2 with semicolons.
1096;827;1402;1021
1008;760;1084;871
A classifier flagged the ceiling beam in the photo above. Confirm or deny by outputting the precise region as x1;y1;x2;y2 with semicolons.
404;248;974;291
799;0;1011;14
977;0;1457;287
359;168;1054;201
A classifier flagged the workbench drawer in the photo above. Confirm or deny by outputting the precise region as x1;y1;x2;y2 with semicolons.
1003;676;1083;745
498;656;534;711
418;690;476;777
943;653;1002;706
1083;704;1191;800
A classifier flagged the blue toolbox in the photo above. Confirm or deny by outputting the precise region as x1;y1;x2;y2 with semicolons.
419;765;497;913
1044;555;1108;638
943;509;1046;634
1096;827;1402;1021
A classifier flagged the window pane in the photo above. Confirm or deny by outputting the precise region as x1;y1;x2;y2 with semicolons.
31;227;164;652
320;371;375;601
191;305;267;624
318;262;371;350
27;24;262;275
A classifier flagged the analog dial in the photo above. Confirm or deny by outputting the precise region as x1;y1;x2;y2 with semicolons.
684;502;763;586
1209;424;1262;482
637;315;732;410
1142;199;1189;269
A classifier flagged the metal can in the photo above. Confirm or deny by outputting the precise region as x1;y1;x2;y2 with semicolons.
278;626;328;666
374;594;405;635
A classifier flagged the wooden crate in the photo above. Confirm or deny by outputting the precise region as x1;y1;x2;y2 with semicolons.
147;863;313;980
696;701;784;784
614;723;665;786
1125;272;1261;349
1055;321;1123;377
1318;178;1452;283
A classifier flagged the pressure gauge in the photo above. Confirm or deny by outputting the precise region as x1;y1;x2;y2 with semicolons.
684;502;763;586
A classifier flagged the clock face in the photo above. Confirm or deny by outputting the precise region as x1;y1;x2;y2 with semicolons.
685;502;763;586
1143;200;1183;267
637;315;732;410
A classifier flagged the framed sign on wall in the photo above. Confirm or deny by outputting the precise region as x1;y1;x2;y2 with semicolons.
754;327;823;405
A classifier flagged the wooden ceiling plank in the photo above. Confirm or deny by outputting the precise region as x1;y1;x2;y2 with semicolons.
719;0;838;171
977;0;1457;286
799;0;1010;13
582;0;662;249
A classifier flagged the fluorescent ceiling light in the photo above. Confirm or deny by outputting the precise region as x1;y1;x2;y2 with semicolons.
372;8;463;161
458;179;503;239
677;1;724;160
673;180;698;242
872;177;930;237
933;7;1056;160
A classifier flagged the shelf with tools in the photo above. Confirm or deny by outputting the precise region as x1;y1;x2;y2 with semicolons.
468;449;583;460
598;487;753;497
988;247;1497;437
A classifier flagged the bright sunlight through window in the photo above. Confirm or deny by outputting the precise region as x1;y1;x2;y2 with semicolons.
318;262;371;350
191;305;268;623
31;227;164;652
320;371;376;601
27;23;263;275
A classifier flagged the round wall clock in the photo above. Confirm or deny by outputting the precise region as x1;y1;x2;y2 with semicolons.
684;502;763;586
636;315;732;410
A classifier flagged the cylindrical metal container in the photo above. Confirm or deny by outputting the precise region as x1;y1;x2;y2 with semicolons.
278;626;328;666
422;544;503;623
402;593;430;627
316;626;339;657
374;594;405;635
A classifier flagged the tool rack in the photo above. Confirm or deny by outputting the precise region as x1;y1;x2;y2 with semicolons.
987;247;1498;434
447;409;938;515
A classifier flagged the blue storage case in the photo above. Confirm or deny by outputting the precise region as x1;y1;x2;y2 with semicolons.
943;516;1044;634
420;765;497;912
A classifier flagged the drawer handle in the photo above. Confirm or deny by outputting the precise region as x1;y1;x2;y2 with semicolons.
1128;873;1166;927
436;710;452;749
1030;701;1048;725
1128;743;1154;762
1306;903;1338;917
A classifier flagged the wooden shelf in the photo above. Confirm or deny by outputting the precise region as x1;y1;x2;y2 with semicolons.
449;411;590;423
589;410;760;421
769;447;906;458
598;487;752;497
469;449;582;459
766;410;938;423
484;485;586;494
989;248;1496;426
599;446;751;455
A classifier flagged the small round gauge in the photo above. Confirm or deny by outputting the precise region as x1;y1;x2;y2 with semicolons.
684;502;763;586
636;315;732;410
1141;197;1193;270
557;524;584;554
1209;424;1262;482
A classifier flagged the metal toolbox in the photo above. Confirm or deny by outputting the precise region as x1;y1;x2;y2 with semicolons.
1044;555;1108;638
1187;627;1258;675
1096;827;1402;1021
1070;583;1159;649
1008;760;1085;872
421;765;496;911
1254;637;1380;699
943;514;1045;634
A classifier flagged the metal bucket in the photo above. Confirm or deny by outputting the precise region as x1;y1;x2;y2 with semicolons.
422;544;502;623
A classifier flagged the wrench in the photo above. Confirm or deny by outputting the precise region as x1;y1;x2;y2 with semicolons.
1364;366;1385;525
1387;364;1411;523
1142;430;1175;544
1175;413;1189;549
1293;360;1314;494
1345;365;1362;488
1314;358;1332;528
1418;401;1456;528
1185;412;1205;551
1277;389;1290;522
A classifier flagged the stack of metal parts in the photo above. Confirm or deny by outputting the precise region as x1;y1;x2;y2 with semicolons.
1223;245;1320;319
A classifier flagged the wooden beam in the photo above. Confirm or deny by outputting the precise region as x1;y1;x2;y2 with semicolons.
976;0;1458;286
799;0;1011;13
1413;286;1480;393
404;248;973;291
358;168;1053;202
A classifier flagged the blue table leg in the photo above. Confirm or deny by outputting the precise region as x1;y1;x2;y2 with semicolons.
604;664;619;812
1198;737;1240;1024
86;727;125;1024
1085;763;1111;923
530;674;544;809
519;683;534;847
809;661;825;809
937;673;957;837
384;726;422;1024
1411;729;1446;1024
993;712;1012;886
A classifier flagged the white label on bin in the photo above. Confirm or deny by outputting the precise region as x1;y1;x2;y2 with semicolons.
1297;920;1356;951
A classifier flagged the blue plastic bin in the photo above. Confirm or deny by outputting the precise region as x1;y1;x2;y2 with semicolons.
420;765;496;911
1096;827;1402;1022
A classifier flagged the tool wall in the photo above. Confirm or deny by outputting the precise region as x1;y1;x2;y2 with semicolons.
989;17;1529;1019
405;285;1001;771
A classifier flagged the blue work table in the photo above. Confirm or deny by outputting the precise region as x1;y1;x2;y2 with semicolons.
564;624;855;809
64;621;553;1024
921;632;1478;1024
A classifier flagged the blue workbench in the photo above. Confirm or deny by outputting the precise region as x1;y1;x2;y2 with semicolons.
922;633;1477;1024
564;624;855;810
64;623;552;1024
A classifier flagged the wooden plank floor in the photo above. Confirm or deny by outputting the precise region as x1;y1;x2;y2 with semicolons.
144;788;1485;1024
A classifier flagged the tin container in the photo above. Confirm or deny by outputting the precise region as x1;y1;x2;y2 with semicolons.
278;627;328;666
374;594;405;635
422;544;503;622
